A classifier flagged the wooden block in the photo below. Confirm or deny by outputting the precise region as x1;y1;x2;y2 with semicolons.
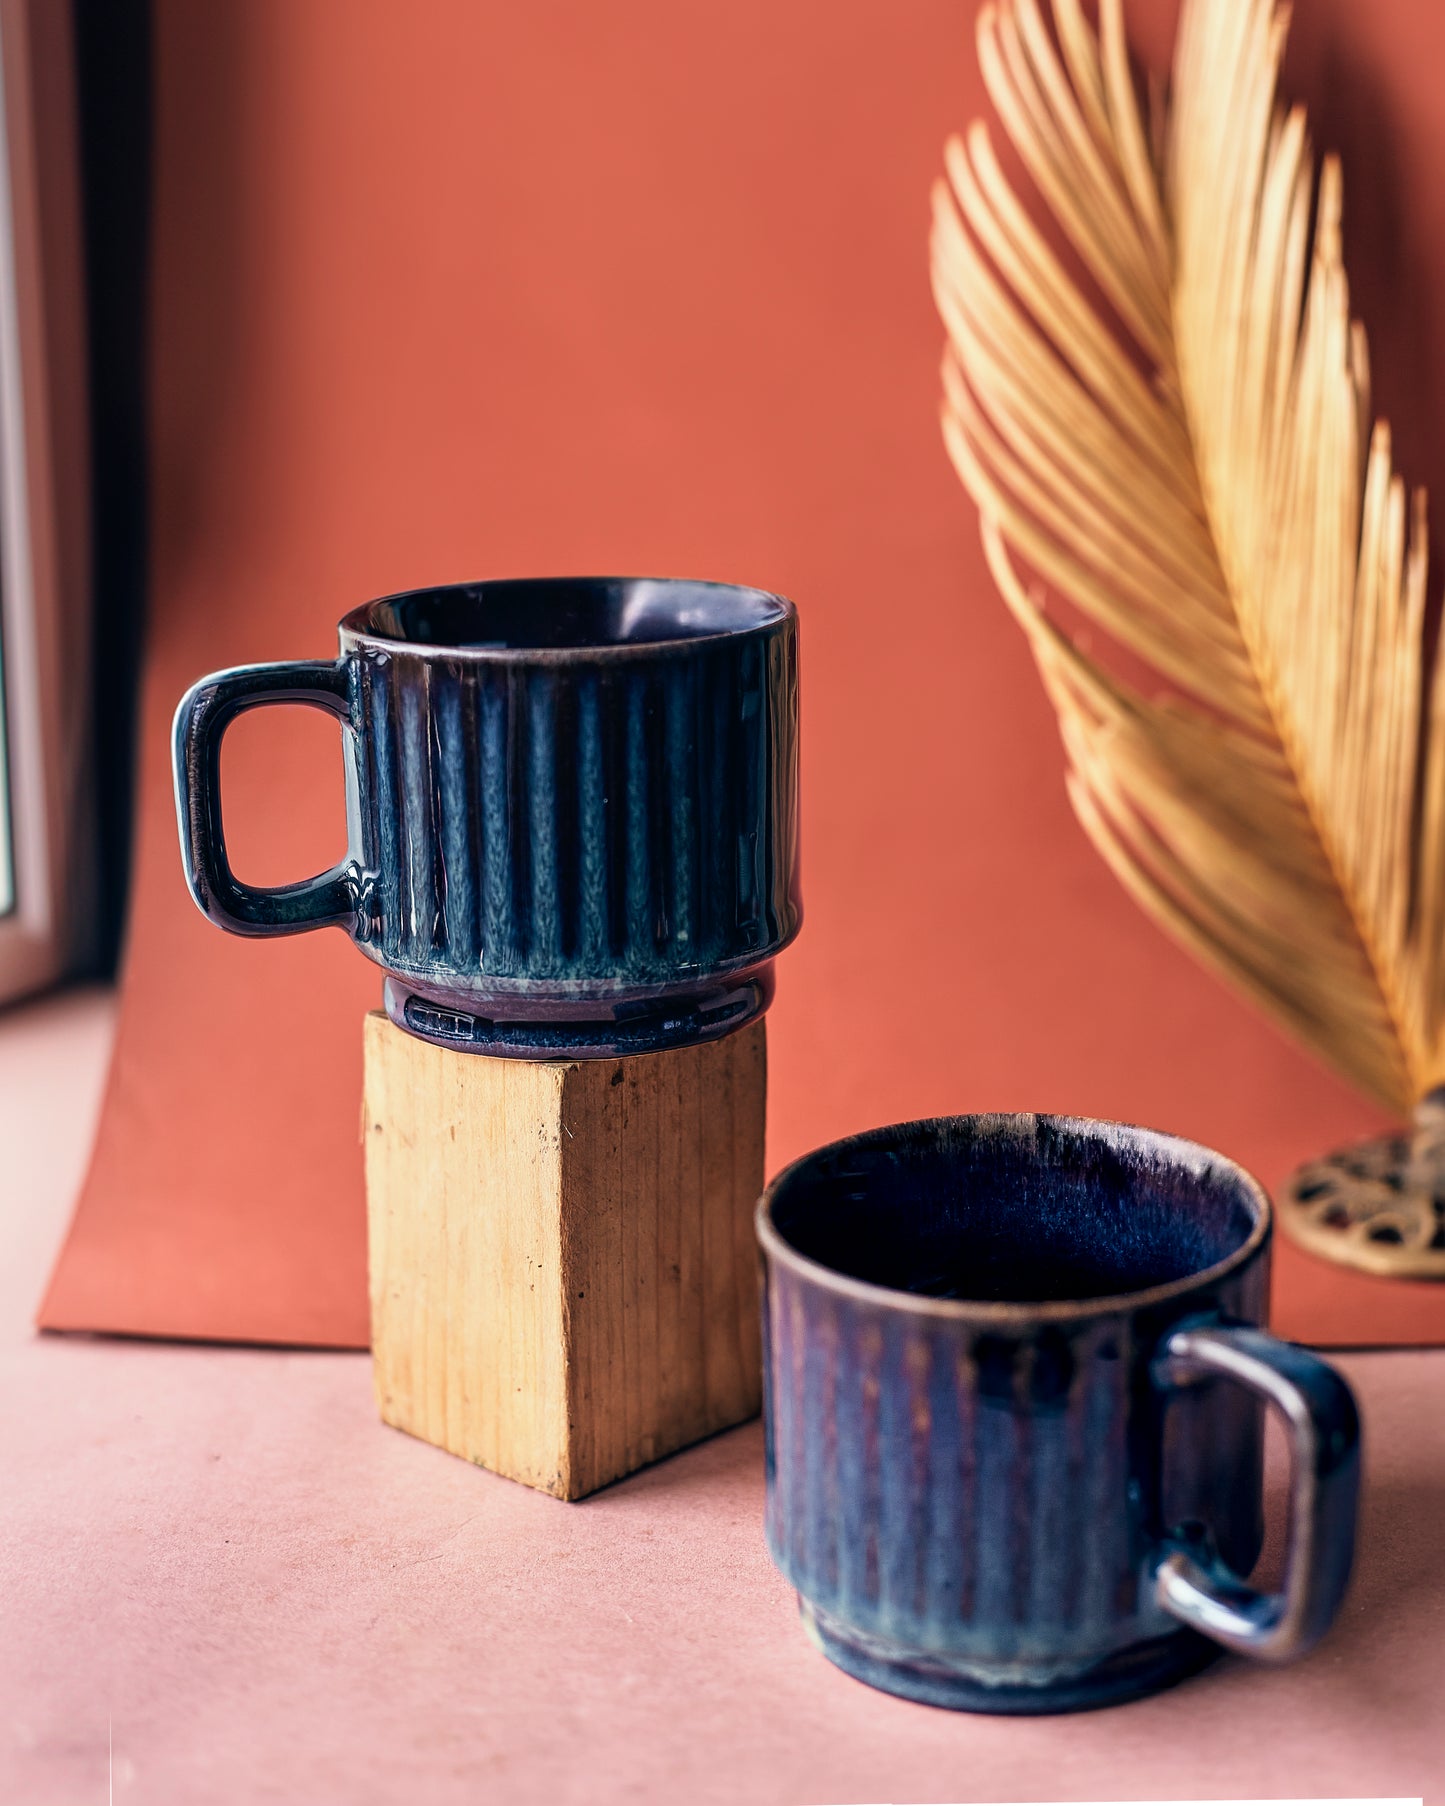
362;1011;765;1499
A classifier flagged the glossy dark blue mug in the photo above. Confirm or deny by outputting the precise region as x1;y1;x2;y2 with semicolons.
174;577;801;1057
758;1114;1360;1713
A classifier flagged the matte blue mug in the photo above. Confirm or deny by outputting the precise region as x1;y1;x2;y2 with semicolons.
173;576;801;1057
757;1114;1360;1713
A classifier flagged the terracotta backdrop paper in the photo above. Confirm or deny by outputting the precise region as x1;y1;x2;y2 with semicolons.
40;0;1445;1346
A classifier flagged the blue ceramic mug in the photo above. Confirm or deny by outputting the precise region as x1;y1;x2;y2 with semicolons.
174;577;801;1057
757;1114;1360;1713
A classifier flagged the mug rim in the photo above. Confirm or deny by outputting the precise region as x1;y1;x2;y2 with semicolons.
755;1111;1272;1324
337;574;796;661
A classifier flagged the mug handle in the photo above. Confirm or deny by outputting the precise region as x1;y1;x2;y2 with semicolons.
1150;1318;1360;1662
172;659;358;937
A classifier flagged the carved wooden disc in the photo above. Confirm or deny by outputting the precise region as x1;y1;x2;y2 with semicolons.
1279;1093;1445;1279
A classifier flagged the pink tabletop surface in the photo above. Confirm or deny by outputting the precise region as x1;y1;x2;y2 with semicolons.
4;990;1442;1805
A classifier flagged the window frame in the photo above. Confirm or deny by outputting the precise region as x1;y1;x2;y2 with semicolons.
0;0;92;1006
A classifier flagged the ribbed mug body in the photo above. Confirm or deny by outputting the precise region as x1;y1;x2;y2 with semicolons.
758;1113;1272;1713
335;579;800;1053
762;1254;1266;1708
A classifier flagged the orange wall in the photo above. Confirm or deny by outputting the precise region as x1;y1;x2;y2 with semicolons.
42;0;1445;1344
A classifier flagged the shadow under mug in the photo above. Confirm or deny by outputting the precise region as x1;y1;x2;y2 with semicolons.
173;576;801;1058
757;1114;1361;1714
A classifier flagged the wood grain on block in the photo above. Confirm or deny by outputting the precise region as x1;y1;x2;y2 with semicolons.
363;1012;765;1499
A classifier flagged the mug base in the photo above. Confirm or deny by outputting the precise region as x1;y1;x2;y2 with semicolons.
799;1597;1220;1715
382;965;772;1059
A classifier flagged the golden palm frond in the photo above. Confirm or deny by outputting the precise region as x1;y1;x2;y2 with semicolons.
931;0;1445;1117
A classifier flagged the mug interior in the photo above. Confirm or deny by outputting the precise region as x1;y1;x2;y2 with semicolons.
346;577;788;651
766;1115;1264;1306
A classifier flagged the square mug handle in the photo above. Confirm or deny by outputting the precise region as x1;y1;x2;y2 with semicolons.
1151;1319;1360;1661
172;660;358;937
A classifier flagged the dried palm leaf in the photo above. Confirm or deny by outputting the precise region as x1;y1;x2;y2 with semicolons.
931;0;1445;1274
